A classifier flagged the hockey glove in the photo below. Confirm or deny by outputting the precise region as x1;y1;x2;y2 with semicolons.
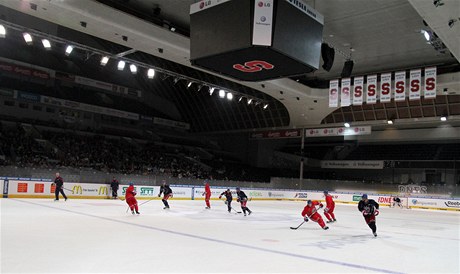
362;210;368;216
218;195;222;199
319;203;324;208
374;210;380;216
304;217;309;222
324;207;329;213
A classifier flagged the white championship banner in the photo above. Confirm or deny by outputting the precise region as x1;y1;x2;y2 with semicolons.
394;70;406;102
424;67;437;99
329;79;339;107
340;78;351;107
353;76;364;105
409;69;421;101
380;73;392;103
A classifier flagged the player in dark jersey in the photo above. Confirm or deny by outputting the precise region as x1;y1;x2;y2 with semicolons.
358;194;380;237
219;189;233;213
53;172;67;201
236;187;252;216
158;181;173;209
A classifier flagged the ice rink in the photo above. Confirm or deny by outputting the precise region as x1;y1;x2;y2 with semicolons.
1;198;459;273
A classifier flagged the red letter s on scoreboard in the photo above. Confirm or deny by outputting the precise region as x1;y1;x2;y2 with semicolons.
233;60;275;73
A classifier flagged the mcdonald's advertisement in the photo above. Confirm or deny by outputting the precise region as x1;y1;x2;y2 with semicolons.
5;180;112;199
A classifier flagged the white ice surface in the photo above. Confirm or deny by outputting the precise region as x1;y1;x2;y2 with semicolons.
1;198;459;273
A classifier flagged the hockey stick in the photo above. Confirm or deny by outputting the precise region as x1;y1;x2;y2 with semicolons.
231;207;242;214
290;221;305;230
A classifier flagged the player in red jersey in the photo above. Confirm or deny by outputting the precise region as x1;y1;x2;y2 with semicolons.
202;180;211;209
301;200;329;230
323;190;336;223
125;182;139;215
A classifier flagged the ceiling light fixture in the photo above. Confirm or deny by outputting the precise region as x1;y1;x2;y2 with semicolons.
209;87;215;95
344;122;350;128
440;116;447;121
219;89;226;98
421;30;431;41
117;60;126;71
129;64;137;74
0;25;6;38
247;99;253;105
65;45;74;56
23;33;33;45
100;56;109;66
147;68;155;79
41;39;51;50
226;92;233;100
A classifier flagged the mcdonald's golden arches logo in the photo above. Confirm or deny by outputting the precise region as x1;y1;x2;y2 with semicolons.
72;185;82;195
98;186;108;196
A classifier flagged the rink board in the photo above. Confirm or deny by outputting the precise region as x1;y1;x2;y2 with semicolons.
1;178;459;211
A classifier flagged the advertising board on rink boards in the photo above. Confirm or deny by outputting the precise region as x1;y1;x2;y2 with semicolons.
1;179;458;211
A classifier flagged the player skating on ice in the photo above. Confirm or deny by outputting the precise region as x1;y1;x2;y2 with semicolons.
202;180;211;209
236;187;252;216
392;196;402;208
158;180;173;209
53;172;67;201
301;200;329;230
125;182;139;215
358;194;379;237
219;189;233;213
323;190;336;223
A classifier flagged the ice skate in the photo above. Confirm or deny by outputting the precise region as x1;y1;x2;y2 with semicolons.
323;226;329;230
373;232;377;237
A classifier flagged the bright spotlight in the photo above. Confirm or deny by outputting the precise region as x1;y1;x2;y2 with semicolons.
226;92;233;100
147;68;155;79
263;104;269;109
209;87;215;95
187;81;193;88
100;56;109;66
0;25;6;38
41;39;51;50
129;64;137;74
118;60;126;71
387;120;393;125
23;33;33;45
65;45;74;56
440;116;447;121
238;97;243;102
344;123;350;128
219;89;226;98
421;30;431;41
247;99;253;105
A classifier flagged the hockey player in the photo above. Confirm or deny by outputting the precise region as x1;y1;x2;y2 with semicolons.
125;182;139;215
202;180;211;209
301;200;329;230
219;189;233;213
323;190;336;223
110;177;119;199
358;194;379;237
236;187;252;216
53;172;67;201
392;196;402;208
158;181;173;209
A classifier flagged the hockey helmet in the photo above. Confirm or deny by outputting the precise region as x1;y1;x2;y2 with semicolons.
307;200;312;205
323;190;328;195
362;194;368;199
129;182;134;186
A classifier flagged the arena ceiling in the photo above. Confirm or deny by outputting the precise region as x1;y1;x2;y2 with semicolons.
0;0;459;132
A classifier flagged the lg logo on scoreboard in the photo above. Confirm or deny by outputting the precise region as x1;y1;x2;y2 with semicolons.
233;60;275;73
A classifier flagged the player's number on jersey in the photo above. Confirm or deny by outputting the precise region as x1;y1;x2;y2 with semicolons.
233;60;274;73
